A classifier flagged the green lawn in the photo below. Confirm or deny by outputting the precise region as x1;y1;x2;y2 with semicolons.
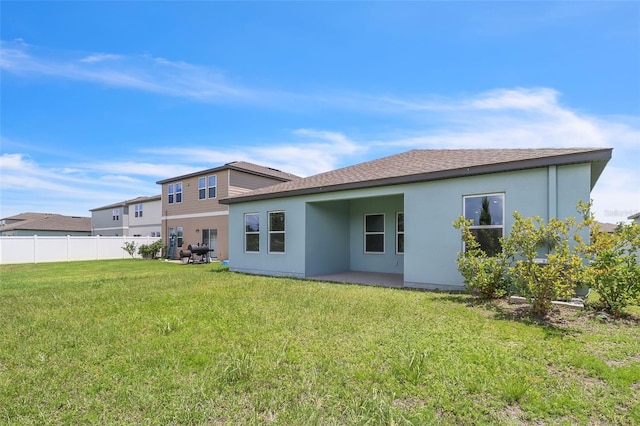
1;260;639;425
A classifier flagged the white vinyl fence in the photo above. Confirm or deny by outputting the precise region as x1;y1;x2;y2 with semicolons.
0;236;161;265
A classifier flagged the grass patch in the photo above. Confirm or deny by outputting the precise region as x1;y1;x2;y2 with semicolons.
1;260;639;424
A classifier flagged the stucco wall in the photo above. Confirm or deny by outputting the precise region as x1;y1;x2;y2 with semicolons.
403;164;591;290
348;195;404;274
228;163;593;290
228;197;307;277
305;200;350;276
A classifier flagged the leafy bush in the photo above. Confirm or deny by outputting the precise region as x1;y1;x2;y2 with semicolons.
502;212;589;316
453;217;510;299
138;239;164;259
583;222;640;316
122;241;138;258
454;202;595;316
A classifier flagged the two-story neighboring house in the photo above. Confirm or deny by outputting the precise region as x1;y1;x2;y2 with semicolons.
156;161;298;260
90;195;162;237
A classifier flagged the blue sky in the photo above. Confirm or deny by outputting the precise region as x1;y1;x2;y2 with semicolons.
1;1;639;222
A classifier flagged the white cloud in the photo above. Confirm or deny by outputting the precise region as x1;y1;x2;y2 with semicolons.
144;128;365;177
591;166;640;223
0;153;160;217
367;87;626;151
0;39;262;103
467;88;562;112
80;53;122;63
86;161;197;178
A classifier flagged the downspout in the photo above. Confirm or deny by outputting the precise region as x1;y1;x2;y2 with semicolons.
547;165;558;256
548;165;557;221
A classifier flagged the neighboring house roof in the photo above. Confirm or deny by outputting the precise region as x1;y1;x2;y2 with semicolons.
220;148;612;204
596;222;618;234
90;195;161;212
0;212;91;232
156;161;300;184
628;212;640;220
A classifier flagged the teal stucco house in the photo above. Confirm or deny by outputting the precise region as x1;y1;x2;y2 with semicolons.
220;148;611;291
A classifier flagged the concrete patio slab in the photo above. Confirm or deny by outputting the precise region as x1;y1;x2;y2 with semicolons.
309;271;404;288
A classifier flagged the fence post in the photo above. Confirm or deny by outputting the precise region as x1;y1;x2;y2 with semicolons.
96;235;100;260
67;235;71;262
33;235;38;264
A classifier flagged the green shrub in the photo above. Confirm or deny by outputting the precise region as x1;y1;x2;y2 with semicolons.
503;213;589;316
454;203;595;316
122;241;138;258
583;222;640;316
138;239;164;259
453;217;510;299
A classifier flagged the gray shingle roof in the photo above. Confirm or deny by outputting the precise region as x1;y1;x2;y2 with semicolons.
156;161;300;184
0;213;92;232
220;148;612;204
90;195;161;212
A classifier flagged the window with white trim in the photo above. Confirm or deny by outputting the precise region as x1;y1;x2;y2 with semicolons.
245;213;260;253
198;176;217;200
177;226;184;247
396;212;404;254
269;211;285;253
175;183;182;203
168;184;175;204
463;193;504;257
365;213;385;253
198;177;206;200
208;175;217;199
135;204;143;218
112;208;120;221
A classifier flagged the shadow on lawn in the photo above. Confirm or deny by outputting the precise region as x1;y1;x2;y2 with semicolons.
438;294;586;336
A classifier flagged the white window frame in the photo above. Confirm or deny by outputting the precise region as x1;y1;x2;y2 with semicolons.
112;208;120;221
135;204;143;218
268;211;286;254
208;175;217;199
168;184;175;204
175;182;183;203
462;193;505;255
176;226;184;247
364;213;385;254
396;212;404;255
198;177;206;200
244;213;260;253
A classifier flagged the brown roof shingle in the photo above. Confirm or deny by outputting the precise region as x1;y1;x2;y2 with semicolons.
220;148;612;204
0;213;91;232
